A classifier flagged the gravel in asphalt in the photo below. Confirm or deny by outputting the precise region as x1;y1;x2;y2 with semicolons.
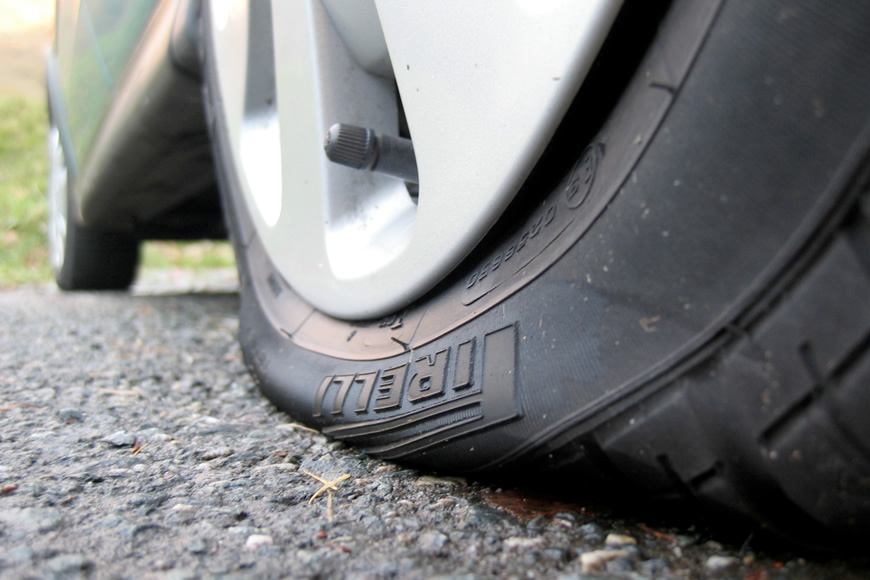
0;284;867;579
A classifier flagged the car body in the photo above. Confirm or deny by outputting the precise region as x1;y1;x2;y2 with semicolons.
48;0;222;242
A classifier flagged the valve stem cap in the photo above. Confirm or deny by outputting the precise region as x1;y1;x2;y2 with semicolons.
324;123;377;170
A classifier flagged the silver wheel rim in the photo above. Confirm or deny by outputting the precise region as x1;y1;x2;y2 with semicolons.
48;126;68;274
209;0;622;319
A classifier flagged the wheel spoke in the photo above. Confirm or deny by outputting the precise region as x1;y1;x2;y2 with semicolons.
48;127;68;271
209;0;622;318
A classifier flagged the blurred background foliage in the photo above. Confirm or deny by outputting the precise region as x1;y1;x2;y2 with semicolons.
0;95;52;286
0;0;234;289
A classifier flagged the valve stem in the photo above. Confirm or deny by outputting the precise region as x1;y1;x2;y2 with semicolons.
324;123;418;184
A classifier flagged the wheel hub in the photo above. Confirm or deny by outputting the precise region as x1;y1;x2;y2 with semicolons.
209;0;623;319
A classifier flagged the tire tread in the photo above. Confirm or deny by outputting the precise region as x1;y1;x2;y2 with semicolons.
588;190;870;542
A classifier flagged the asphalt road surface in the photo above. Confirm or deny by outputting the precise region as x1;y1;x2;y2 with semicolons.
0;281;867;579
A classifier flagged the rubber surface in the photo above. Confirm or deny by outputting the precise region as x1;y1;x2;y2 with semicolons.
46;53;139;292
53;218;139;291
51;136;139;292
205;0;870;545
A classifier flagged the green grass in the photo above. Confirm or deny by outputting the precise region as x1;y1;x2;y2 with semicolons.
0;95;51;287
141;241;235;271
0;95;234;288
